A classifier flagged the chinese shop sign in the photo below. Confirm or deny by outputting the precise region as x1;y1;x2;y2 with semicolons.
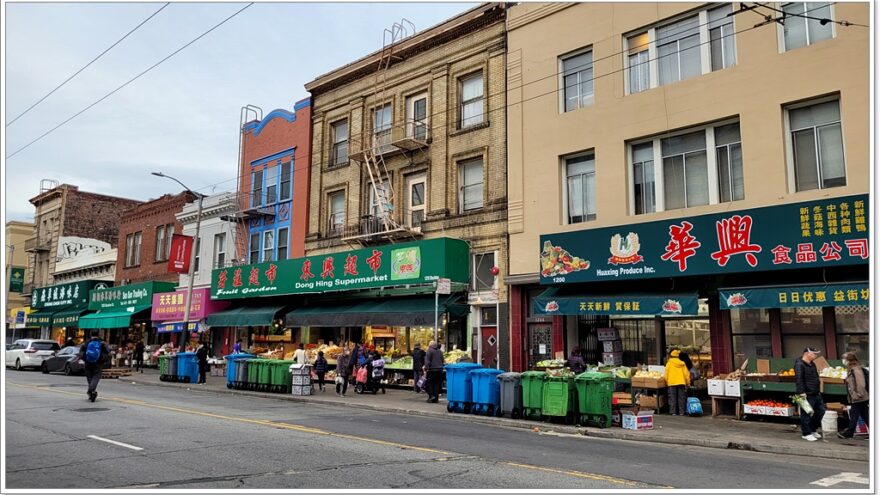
539;195;869;284
151;288;228;321
211;237;469;300
32;280;108;309
534;289;699;316
720;283;869;309
8;267;24;293
88;281;176;310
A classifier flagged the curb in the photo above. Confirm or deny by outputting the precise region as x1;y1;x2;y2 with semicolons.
124;377;868;462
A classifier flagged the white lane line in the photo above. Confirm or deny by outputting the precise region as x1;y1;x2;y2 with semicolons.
86;435;143;451
810;472;870;487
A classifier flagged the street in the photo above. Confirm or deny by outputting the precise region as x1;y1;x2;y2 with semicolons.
4;371;871;490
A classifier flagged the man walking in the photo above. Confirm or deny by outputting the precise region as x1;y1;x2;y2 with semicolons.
423;340;444;403
412;342;426;393
133;340;145;373
795;346;826;441
196;343;209;384
78;331;109;402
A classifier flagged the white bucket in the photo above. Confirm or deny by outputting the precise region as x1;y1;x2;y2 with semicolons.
821;410;839;434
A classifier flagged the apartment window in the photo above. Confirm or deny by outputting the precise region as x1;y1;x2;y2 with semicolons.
632;143;656;215
277;228;289;261
280;161;292;201
472;252;496;292
249;233;260;263
331;120;349;166
406;174;426;229
213;233;226;268
406;93;428;141
787;98;845;191
663;130;709;210
460;72;484;128
368;180;391;218
263;231;274;262
155;225;167;262
459;158;484;211
265;164;278;204
783;2;833;51
627;34;650;94
251;169;263;207
709;5;736;70
714;123;744;202
125;233;135;267
561;50;593;112
193;238;201;273
657;16;701;86
164;224;174;259
328;191;345;236
564;153;596;223
373;104;392;148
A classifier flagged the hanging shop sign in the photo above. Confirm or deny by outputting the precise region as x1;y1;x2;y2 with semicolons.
88;281;176;311
32;280;108;309
210;237;469;300
720;283;869;310
151;288;228;320
540;194;869;285
533;288;699;316
8;267;25;293
168;234;193;274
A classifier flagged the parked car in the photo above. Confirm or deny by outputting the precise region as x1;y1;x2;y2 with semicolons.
41;346;85;375
5;339;61;370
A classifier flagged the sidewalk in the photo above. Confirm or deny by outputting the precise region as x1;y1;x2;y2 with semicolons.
122;369;868;462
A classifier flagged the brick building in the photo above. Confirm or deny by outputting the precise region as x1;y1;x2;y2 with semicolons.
115;191;198;285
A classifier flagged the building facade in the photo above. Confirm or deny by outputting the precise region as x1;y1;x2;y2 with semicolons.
505;2;869;372
6;221;34;338
177;192;241;289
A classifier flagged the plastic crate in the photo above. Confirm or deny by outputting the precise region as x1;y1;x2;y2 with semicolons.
444;363;483;413
520;371;547;420
575;371;614;428
497;372;523;419
470;368;505;416
177;352;199;384
542;375;577;424
224;353;253;389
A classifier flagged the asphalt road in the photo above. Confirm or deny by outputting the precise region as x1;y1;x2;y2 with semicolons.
4;370;871;490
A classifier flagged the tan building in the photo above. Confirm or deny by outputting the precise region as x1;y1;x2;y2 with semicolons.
506;3;869;373
6;220;34;336
303;3;509;366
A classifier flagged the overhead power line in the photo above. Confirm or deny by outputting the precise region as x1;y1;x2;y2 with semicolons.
750;1;869;28
6;3;171;127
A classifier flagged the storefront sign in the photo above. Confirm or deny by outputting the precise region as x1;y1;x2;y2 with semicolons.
534;291;699;316
32;280;106;309
720;283;869;310
540;195;869;285
156;321;206;333
211;237;469;300
8;267;25;293
168;234;193;274
88;281;176;310
151;288;228;321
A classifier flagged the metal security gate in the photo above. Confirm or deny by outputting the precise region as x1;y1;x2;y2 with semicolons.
528;323;552;368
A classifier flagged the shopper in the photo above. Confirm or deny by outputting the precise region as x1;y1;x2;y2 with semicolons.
233;339;243;354
424;340;444;403
567;348;586;374
133;340;145;373
293;343;307;365
665;349;690;415
78;330;110;402
313;351;329;392
196;343;209;384
335;350;350;397
795;346;826;441
368;350;386;394
412;342;426;393
839;352;869;439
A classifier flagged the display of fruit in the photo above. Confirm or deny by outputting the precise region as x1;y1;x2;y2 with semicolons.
535;359;565;368
540;241;589;277
614;367;632;379
820;366;847;379
633;370;663;378
386;356;414;370
546;368;575;378
746;399;789;408
725;369;745;381
778;368;795;377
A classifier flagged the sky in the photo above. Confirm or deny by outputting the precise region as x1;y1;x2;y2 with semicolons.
3;2;476;222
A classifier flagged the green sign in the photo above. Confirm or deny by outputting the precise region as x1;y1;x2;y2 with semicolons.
32;280;107;309
540;194;869;285
534;288;699;316
720;283;869;309
88;281;176;310
211;237;469;300
8;267;24;293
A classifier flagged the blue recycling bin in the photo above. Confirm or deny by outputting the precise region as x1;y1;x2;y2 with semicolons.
444;363;483;413
177;352;199;384
224;353;253;389
470;368;504;416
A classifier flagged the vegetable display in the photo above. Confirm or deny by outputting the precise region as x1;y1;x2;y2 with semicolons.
535;359;565;368
819;366;847;379
540;241;588;277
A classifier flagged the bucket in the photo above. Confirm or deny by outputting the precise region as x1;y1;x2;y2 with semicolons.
821;410;838;434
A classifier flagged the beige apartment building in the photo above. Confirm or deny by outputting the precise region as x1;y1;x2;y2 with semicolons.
506;3;869;374
6;221;34;338
302;3;509;367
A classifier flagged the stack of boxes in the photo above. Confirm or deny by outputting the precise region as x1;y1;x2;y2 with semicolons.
290;364;313;396
597;328;623;365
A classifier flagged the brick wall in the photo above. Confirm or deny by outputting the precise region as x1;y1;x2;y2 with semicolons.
63;189;143;246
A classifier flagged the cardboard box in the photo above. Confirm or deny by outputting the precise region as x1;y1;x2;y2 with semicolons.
621;410;654;430
638;394;666;410
602;352;624;366
743;404;796;417
708;376;726;396
633;376;667;389
724;380;741;397
826;402;847;412
602;340;623;353
756;359;771;375
613;392;633;405
291;375;310;385
597;328;619;341
290;384;312;396
611;408;622;427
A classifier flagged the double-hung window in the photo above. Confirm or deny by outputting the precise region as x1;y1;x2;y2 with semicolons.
249;233;260;263
472;252;497;292
125;232;142;267
561;50;593;112
460;72;484;128
564;153;596;223
331;120;349;166
782;2;833;51
193;238;201;273
627;34;650;94
787;98;845;191
406;94;428;141
368;180;391;219
708;5;737;70
251;169;263;207
265;165;277;205
262;231;274;262
280;161;292;201
373;104;392;149
657;16;702;86
632;143;656;215
406;174;427;229
213;233;226;268
715;123;744;202
155;225;167;262
276;228;289;260
328;191;345;236
459;158;484;212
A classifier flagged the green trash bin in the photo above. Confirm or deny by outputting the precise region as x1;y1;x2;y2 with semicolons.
520;371;547;420
542;375;577;424
158;355;171;381
247;359;270;391
269;360;294;393
575;371;614;428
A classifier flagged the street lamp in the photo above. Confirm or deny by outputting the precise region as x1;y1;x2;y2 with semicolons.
152;172;203;352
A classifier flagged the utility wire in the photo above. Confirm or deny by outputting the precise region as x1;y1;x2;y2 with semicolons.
5;3;254;160
751;1;869;28
6;3;171;127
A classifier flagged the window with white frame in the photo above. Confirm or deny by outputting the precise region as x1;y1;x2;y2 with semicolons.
249;233;260;263
787;98;845;191
280;161;292;201
193;238;201;273
406;93;428;141
406;173;426;229
459;158;484;212
782;2;833;51
564;153;596;223
331;120;349;165
708;5;737;70
368;180;391;219
373;104;392;148
277;228;289;260
164;224;174;259
213;233;226;268
251;169;263;207
328;191;345;236
125;232;142;267
155;225;167;262
265;164;278;204
657;16;701;86
627;33;650;94
561;49;593;112
263;230;274;262
630;120;744;214
460;72;484;128
472;252;496;292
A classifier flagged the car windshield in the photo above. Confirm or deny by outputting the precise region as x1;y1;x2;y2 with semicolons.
31;342;60;351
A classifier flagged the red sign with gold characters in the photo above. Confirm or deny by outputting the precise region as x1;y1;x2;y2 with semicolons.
167;234;193;274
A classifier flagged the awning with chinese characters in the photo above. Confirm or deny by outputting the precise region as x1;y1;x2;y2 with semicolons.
533;287;699;316
720;283;869;309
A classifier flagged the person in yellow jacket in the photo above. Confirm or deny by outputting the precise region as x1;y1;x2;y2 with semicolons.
665;349;691;415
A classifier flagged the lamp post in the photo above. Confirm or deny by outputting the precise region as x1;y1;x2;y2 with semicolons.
152;172;203;352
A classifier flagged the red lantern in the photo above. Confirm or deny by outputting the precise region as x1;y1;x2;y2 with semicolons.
491;266;500;276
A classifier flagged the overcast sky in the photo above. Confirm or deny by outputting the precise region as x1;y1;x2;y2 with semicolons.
4;2;475;222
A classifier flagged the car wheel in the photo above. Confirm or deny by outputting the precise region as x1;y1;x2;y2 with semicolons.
15;359;22;371
64;364;73;376
41;363;49;374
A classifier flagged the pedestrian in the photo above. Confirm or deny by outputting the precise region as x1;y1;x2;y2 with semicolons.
838;352;869;439
795;346;827;441
293;343;307;365
335;350;350;397
196;343;209;384
679;351;699;382
233;339;242;354
412;342;426;393
567;348;586;374
665;349;690;415
424;340;444;403
63;338;76;349
134;340;145;373
369;350;386;394
313;351;329;392
78;330;110;402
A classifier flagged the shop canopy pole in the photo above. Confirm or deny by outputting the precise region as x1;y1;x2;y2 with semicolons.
434;284;439;343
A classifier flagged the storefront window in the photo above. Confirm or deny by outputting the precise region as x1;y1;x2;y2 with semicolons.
730;308;771;369
610;318;658;365
780;307;824;357
836;305;869;361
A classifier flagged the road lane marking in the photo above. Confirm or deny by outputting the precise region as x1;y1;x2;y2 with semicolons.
810;472;870;487
9;381;645;486
87;435;143;451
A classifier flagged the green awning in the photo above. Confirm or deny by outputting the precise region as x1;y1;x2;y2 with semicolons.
206;305;287;327
720;283;869;309
534;287;700;316
25;308;60;327
78;305;151;329
51;308;93;327
285;296;469;327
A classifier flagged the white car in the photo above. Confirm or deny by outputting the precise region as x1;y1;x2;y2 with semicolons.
6;339;61;371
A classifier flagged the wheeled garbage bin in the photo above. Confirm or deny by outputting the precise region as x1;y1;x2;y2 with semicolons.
470;368;504;416
444;363;483;413
158;355;172;382
520;371;547;420
542;375;577;424
176;352;199;384
497;372;523;419
575;371;614;428
233;358;251;390
224;353;253;389
167;352;180;382
268;360;294;393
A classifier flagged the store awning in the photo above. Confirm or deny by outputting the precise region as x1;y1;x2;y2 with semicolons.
720;282;869;310
206;304;287;327
51;308;93;327
25;308;62;327
285;296;470;327
78;305;151;329
533;287;700;316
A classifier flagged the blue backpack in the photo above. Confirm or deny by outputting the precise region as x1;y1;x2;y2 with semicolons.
84;340;103;364
687;397;703;416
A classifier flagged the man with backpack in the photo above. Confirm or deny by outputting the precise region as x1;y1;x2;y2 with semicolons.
79;331;110;402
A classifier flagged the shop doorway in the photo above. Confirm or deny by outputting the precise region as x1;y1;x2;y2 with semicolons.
528;323;552;368
664;317;712;377
480;326;497;367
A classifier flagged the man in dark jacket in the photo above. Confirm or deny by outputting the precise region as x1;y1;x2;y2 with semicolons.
423;341;444;403
412;342;426;393
795;346;826;441
78;331;110;402
196;344;209;384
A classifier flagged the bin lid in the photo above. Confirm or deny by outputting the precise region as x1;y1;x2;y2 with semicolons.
177;352;196;356
576;371;614;380
224;353;253;360
521;371;548;379
444;362;483;370
497;372;521;380
289;363;312;370
470;368;504;376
